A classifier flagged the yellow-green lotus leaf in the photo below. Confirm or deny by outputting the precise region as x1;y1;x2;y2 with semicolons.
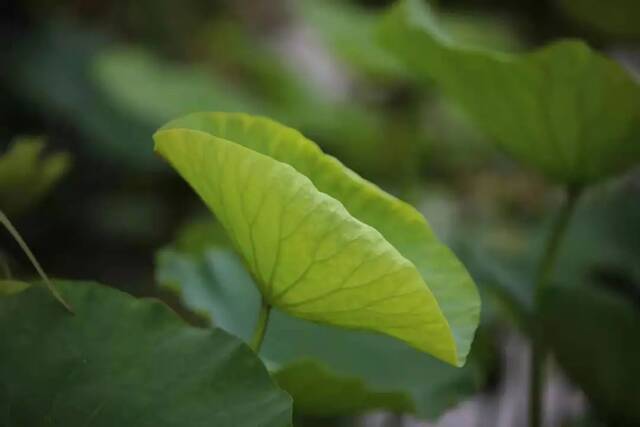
154;112;480;366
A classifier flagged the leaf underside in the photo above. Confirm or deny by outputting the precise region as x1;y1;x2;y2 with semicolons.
378;0;640;184
154;112;480;366
156;235;483;419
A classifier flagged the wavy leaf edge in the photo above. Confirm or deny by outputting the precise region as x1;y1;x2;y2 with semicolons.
154;112;480;366
378;0;640;184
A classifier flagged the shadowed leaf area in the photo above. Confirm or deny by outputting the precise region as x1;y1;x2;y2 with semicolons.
541;284;640;425
0;281;292;427
157;220;488;419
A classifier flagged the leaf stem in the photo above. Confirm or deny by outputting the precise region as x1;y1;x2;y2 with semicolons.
250;298;271;354
0;251;12;279
0;209;73;312
529;185;582;427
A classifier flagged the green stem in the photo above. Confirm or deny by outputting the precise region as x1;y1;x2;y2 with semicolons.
529;338;544;427
250;298;271;353
533;187;582;304
0;251;12;279
0;209;73;312
529;185;582;427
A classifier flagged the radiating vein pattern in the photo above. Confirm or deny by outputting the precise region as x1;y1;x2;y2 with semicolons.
155;113;481;366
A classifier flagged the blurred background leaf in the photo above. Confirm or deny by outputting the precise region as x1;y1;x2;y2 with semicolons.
559;0;640;39
0;137;70;216
541;283;640;425
378;0;640;185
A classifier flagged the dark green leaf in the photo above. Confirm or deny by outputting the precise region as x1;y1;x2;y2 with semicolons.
274;360;413;415
8;24;159;170
155;112;480;366
541;284;640;424
0;281;292;427
559;0;640;38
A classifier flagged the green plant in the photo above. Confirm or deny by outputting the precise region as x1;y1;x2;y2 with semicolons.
153;112;480;365
0;205;292;425
4;2;639;424
558;0;640;39
378;0;640;425
0;112;481;425
156;218;490;419
1;281;292;427
0;137;70;216
0;139;71;308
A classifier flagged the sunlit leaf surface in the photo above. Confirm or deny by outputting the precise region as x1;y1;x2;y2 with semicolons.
156;226;485;419
542;284;640;424
154;112;480;366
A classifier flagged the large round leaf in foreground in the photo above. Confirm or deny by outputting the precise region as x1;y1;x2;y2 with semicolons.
0;281;292;427
154;112;480;366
